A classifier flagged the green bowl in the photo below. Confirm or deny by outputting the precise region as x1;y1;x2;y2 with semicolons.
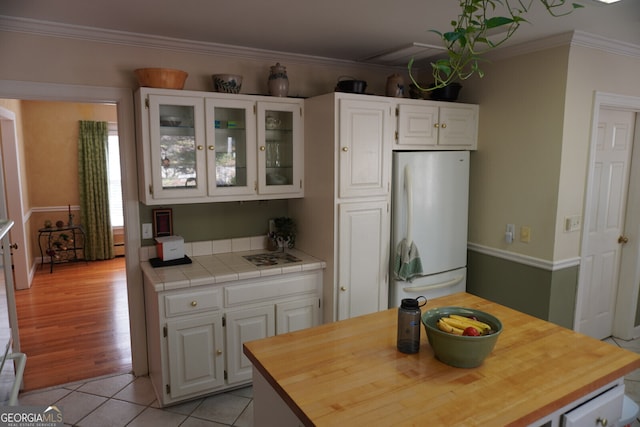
421;306;502;368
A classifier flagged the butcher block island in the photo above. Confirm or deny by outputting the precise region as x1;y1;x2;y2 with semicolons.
243;292;640;427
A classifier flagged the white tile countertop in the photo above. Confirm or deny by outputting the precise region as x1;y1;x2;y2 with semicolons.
140;235;326;292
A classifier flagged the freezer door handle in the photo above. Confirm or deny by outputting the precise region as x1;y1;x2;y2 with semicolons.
402;275;464;292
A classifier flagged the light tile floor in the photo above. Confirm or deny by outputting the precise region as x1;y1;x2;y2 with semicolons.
12;336;640;426
16;375;253;427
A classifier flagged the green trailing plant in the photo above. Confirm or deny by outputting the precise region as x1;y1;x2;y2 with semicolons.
409;0;584;90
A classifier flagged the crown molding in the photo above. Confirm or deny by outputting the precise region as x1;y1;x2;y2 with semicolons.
570;30;640;58
487;30;640;61
0;15;395;70
2;14;638;70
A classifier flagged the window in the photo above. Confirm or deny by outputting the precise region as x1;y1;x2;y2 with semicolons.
107;123;124;227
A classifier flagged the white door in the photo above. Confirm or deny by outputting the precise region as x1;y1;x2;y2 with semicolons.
576;108;635;339
0;107;29;291
614;113;640;339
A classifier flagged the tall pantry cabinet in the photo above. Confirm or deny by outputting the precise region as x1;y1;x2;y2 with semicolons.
289;92;393;322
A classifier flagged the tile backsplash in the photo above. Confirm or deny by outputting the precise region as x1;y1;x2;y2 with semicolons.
139;235;267;261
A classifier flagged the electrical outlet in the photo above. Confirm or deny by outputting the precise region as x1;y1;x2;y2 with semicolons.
142;223;153;239
520;225;531;243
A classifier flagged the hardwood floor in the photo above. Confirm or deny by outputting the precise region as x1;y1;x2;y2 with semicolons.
15;257;132;391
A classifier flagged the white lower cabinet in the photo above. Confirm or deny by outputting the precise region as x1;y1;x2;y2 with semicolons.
225;305;275;385
527;379;626;427
144;269;322;406
166;314;225;399
276;297;320;334
225;296;321;384
337;201;389;321
561;384;623;427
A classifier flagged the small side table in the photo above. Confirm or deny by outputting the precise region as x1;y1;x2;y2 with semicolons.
38;225;86;273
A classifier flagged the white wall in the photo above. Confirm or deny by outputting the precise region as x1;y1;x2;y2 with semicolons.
0;28;401;97
462;45;570;261
556;44;640;260
462;36;640;264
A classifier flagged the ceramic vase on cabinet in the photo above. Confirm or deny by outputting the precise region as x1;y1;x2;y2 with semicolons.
386;73;405;97
268;62;289;97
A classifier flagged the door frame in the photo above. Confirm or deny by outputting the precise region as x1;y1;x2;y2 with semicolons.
0;107;30;292
0;79;147;375
575;91;640;340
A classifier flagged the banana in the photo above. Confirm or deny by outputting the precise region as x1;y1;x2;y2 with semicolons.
437;319;463;335
440;316;476;333
449;314;492;333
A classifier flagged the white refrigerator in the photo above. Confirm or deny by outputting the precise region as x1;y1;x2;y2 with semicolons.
389;151;470;307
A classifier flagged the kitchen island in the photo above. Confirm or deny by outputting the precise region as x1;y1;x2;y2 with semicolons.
243;292;640;426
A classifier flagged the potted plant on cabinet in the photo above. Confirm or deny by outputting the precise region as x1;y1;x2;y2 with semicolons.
267;217;297;252
409;0;584;92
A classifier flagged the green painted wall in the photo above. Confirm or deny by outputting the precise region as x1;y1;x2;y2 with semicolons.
139;200;288;245
467;250;578;329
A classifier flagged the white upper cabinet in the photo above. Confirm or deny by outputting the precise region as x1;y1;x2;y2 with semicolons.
205;97;257;198
146;94;208;201
395;100;478;150
339;98;393;199
136;88;304;205
256;101;304;196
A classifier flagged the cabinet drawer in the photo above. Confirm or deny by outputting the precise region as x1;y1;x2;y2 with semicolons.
165;288;222;317
224;272;319;307
561;384;623;427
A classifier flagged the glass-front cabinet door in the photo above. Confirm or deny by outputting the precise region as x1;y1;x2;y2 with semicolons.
205;98;256;197
256;101;303;196
148;95;207;200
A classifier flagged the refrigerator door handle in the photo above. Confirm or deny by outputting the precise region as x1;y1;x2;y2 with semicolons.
402;275;464;292
404;165;413;246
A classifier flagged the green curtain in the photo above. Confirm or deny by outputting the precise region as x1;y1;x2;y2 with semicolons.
78;121;114;260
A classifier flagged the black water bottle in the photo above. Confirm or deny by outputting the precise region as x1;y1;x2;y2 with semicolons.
397;297;426;354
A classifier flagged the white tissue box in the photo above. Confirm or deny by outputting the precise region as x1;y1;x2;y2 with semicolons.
155;236;184;261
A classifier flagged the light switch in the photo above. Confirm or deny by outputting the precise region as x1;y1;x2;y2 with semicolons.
564;215;582;232
142;223;153;239
520;226;531;243
505;224;515;244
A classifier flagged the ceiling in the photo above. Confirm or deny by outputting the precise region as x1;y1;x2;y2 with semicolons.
1;0;639;65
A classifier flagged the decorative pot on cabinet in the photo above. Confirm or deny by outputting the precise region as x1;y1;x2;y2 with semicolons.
386;73;405;97
268;62;289;97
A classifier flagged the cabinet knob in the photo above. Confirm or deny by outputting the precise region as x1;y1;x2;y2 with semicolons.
441;123;447;129
216;349;222;355
341;147;348;152
197;145;204;150
434;123;440;128
619;235;629;244
260;146;266;151
340;286;347;291
208;145;215;150
190;301;197;307
596;417;608;426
